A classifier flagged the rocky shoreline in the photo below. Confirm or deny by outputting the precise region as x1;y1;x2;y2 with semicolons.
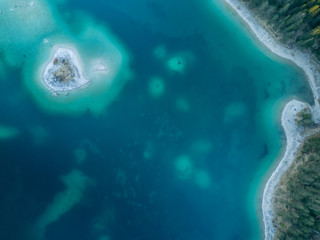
42;47;90;93
222;0;320;238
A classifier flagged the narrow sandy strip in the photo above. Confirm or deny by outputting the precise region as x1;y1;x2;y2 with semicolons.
263;100;309;239
221;0;320;239
222;0;320;119
264;100;320;239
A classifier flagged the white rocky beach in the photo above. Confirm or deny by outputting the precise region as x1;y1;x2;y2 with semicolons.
42;47;90;93
222;0;320;239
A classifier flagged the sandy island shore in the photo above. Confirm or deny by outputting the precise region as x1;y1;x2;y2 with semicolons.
222;0;320;239
42;47;90;93
42;46;109;94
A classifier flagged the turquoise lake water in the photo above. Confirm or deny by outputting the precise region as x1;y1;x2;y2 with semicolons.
0;0;313;239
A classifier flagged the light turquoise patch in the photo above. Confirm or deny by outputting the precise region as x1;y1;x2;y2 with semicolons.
166;51;194;73
175;155;193;180
0;0;132;116
153;45;167;59
167;56;185;73
175;97;190;112
148;76;165;98
143;142;155;159
0;125;19;140
0;0;61;66
22;12;132;116
193;169;211;189
32;170;93;240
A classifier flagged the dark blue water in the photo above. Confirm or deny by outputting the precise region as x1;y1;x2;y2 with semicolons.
0;0;313;240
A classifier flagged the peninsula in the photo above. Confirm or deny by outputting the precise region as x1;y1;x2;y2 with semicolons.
273;131;320;239
223;0;320;239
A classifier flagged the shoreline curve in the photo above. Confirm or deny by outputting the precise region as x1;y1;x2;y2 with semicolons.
221;0;320;239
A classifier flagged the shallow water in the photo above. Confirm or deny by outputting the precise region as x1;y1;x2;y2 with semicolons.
0;0;313;239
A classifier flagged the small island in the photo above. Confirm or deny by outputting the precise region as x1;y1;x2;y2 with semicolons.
43;48;90;93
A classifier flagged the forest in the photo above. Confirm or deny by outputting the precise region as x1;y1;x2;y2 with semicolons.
242;0;320;58
235;0;320;238
273;134;320;239
295;107;314;127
